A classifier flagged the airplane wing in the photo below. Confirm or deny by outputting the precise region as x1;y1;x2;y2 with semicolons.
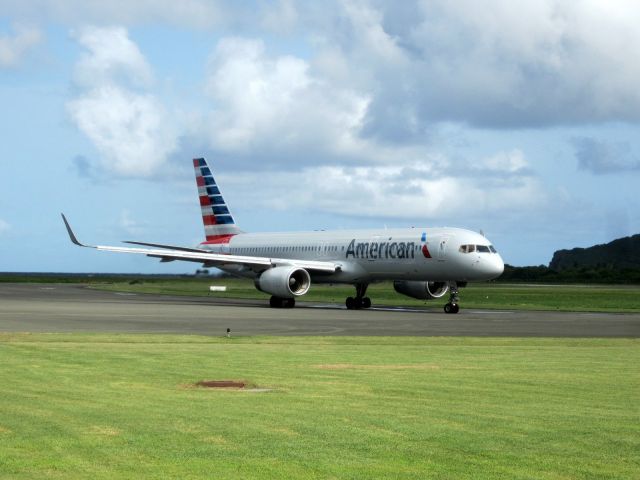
61;214;340;274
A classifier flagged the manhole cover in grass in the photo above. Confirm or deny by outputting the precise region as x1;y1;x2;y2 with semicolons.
196;380;246;388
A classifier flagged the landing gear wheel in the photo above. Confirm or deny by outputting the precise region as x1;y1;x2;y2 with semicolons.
284;298;296;308
346;283;370;310
444;281;462;314
346;296;355;310
444;303;459;314
346;297;364;309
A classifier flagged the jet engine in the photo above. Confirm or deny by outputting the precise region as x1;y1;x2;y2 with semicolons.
255;266;311;298
393;280;449;300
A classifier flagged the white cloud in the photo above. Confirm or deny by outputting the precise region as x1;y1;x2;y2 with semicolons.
67;26;177;177
202;37;370;161
11;0;640;134
341;0;407;65
0;219;10;235
305;0;640;133
225;150;544;221
54;5;611;235
194;34;549;223
71;26;152;88
0;24;42;68
410;0;640;126
68;86;175;177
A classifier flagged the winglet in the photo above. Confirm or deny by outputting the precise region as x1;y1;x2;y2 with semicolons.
61;213;89;247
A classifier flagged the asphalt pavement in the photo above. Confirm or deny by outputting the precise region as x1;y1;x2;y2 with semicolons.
0;283;638;337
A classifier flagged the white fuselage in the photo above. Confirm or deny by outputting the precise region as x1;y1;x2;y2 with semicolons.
199;227;504;284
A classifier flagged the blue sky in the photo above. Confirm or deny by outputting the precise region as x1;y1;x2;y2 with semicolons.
1;1;639;273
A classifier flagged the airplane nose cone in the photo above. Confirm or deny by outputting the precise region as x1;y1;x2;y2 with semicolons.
490;255;505;279
470;254;505;280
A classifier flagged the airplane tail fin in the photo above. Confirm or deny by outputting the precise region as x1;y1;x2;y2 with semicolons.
193;158;243;243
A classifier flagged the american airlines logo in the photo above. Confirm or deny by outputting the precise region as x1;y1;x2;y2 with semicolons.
345;239;417;260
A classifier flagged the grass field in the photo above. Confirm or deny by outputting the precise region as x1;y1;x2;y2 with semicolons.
92;278;640;312
0;334;638;479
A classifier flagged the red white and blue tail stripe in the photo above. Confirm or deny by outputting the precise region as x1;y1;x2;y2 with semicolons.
193;158;242;243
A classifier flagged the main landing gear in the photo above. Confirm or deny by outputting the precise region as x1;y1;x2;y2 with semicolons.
346;283;371;310
444;281;460;314
269;296;295;308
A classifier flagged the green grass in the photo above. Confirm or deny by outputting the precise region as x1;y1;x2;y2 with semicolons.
0;334;638;479
92;278;640;312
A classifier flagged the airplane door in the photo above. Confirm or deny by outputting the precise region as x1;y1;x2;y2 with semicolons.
437;235;450;261
318;241;328;258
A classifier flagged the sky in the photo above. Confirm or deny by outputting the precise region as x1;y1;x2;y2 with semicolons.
1;0;639;273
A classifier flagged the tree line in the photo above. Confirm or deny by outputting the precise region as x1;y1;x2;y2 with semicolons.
498;265;640;284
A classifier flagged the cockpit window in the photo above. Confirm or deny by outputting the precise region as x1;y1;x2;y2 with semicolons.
459;244;497;254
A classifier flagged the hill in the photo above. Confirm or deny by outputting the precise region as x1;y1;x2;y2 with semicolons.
549;234;640;270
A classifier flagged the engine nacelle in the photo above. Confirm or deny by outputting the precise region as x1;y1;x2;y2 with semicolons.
393;280;449;300
255;266;311;298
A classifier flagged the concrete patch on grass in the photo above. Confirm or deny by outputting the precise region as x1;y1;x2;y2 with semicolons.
196;380;247;388
184;380;273;393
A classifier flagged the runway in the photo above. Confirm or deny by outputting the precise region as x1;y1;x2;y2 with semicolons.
0;283;638;337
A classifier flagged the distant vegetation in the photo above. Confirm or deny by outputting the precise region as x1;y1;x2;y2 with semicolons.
502;233;640;284
500;264;640;284
550;234;640;270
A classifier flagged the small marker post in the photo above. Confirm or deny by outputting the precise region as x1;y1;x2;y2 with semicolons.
226;328;231;338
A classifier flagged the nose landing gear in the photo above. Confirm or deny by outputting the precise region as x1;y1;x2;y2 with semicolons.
444;302;459;314
346;283;371;310
444;282;460;314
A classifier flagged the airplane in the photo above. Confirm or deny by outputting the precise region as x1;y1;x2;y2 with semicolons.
62;157;504;313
